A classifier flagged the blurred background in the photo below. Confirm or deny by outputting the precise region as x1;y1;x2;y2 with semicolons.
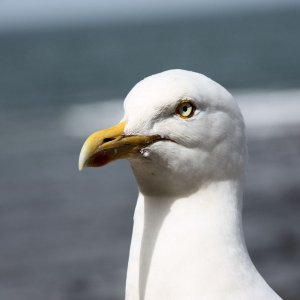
1;0;300;299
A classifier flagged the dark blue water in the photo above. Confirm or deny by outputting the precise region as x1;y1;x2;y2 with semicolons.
1;7;300;108
1;7;300;300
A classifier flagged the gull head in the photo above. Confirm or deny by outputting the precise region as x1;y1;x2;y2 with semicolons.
79;69;246;197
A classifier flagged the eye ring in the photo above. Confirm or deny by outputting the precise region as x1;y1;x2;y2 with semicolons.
175;100;196;119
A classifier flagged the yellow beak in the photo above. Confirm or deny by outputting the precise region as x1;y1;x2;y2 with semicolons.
78;121;163;170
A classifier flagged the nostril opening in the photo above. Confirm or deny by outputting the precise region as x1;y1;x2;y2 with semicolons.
103;137;115;143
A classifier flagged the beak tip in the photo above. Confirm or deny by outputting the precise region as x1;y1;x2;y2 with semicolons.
78;160;84;171
78;121;127;171
78;147;86;171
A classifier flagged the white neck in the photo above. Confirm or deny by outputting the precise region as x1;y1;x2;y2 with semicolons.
125;180;279;300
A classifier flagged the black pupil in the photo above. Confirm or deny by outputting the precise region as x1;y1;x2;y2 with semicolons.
183;105;188;112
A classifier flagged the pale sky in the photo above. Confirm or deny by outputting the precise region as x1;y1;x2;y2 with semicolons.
0;0;299;31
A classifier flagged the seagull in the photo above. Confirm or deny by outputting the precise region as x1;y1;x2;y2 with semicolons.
79;70;282;300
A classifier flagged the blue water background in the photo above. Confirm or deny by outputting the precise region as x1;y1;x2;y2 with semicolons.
0;7;300;300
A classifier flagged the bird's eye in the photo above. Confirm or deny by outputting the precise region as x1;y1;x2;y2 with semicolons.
176;100;196;118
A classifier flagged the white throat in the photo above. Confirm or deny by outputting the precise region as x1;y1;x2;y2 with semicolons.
125;179;278;300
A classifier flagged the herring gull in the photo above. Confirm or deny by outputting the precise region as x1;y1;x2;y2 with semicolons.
79;69;282;300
